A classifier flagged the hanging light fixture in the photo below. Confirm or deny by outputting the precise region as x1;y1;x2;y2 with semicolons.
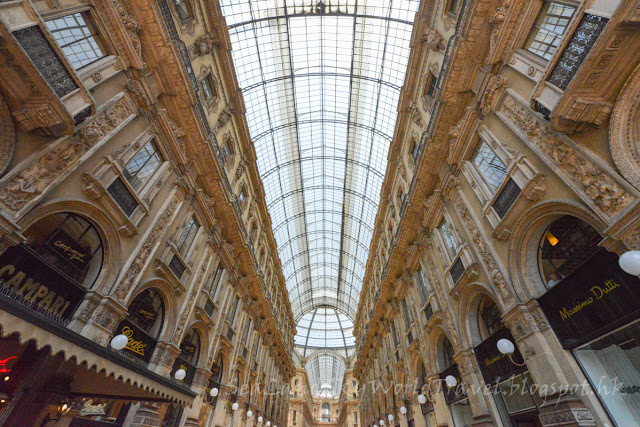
545;231;559;246
619;251;640;275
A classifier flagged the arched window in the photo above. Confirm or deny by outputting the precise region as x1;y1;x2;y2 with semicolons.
179;329;201;366
477;296;502;340
322;402;331;421
127;289;165;339
538;216;600;288
442;338;455;370
24;213;103;289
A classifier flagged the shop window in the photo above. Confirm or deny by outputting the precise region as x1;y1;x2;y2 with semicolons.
24;213;103;289
472;142;507;194
524;1;577;61
127;289;165;339
478;296;502;340
538;216;601;288
172;329;201;386
46;12;106;70
575;320;640;426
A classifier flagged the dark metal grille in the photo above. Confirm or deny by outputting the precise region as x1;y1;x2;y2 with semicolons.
493;179;521;218
169;254;186;279
450;257;465;283
107;177;138;216
74;107;92;125
13;26;78;98
548;14;609;90
204;299;215;317
534;101;552;120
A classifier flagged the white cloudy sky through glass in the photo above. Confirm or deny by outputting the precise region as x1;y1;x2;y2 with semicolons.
220;0;419;393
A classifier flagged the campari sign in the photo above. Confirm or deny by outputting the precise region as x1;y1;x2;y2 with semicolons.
538;249;640;349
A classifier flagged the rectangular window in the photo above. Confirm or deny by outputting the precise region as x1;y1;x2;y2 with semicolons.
524;1;577;60
201;75;216;101
416;268;431;303
424;72;437;99
210;266;224;299
440;220;458;261
175;0;191;21
46;12;106;70
472;141;507;193
176;217;199;256
123;141;164;192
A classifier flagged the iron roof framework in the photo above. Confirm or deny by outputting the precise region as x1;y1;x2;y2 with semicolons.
220;0;418;394
305;352;347;399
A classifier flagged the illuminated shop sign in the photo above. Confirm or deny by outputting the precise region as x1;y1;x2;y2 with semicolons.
538;249;640;349
0;245;86;320
114;319;157;363
474;328;526;385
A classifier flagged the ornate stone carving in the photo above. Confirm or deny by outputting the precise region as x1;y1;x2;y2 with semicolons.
480;74;508;115
113;195;181;301
610;63;640;190
0;96;132;213
451;195;519;306
0;95;15;176
192;34;214;57
501;94;633;217
426;29;446;53
113;0;145;68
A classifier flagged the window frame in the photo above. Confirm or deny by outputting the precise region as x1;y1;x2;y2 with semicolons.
523;0;579;62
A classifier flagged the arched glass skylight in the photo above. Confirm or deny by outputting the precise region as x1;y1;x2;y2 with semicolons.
219;0;419;389
294;307;355;356
305;353;346;399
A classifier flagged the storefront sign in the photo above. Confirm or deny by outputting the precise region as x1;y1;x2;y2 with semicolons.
439;364;466;405
46;229;92;271
474;327;526;385
0;245;86;320
538;249;640;349
0;356;16;374
114;319;157;363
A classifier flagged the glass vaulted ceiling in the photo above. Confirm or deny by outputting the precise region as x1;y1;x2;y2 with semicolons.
220;0;418;387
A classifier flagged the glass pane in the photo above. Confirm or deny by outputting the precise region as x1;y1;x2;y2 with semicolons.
473;141;506;192
46;13;105;69
575;321;640;426
525;1;576;60
176;217;198;255
440;220;458;260
123;141;163;191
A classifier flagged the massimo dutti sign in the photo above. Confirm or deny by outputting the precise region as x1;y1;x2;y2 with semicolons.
0;245;86;320
538;249;640;349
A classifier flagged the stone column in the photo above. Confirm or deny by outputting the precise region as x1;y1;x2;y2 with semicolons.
149;341;181;377
454;349;494;426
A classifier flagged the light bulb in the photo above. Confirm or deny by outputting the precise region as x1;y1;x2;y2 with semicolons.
110;334;128;350
379;420;385;425
174;369;186;380
258;416;263;422
210;387;219;396
232;402;239;411
266;421;271;426
388;414;394;421
497;338;515;355
445;375;457;388
400;406;407;415
619;251;640;275
417;394;427;404
247;410;253;417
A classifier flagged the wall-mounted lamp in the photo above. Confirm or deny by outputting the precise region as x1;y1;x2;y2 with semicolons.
174;369;187;381
43;402;71;424
400;406;407;415
444;375;457;388
619;251;640;275
417;394;427;405
497;338;533;367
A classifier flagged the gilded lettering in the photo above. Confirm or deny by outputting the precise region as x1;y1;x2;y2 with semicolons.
57;301;70;317
0;265;15;283
29;285;48;303
16;278;39;297
36;290;56;310
50;296;65;314
3;271;24;292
